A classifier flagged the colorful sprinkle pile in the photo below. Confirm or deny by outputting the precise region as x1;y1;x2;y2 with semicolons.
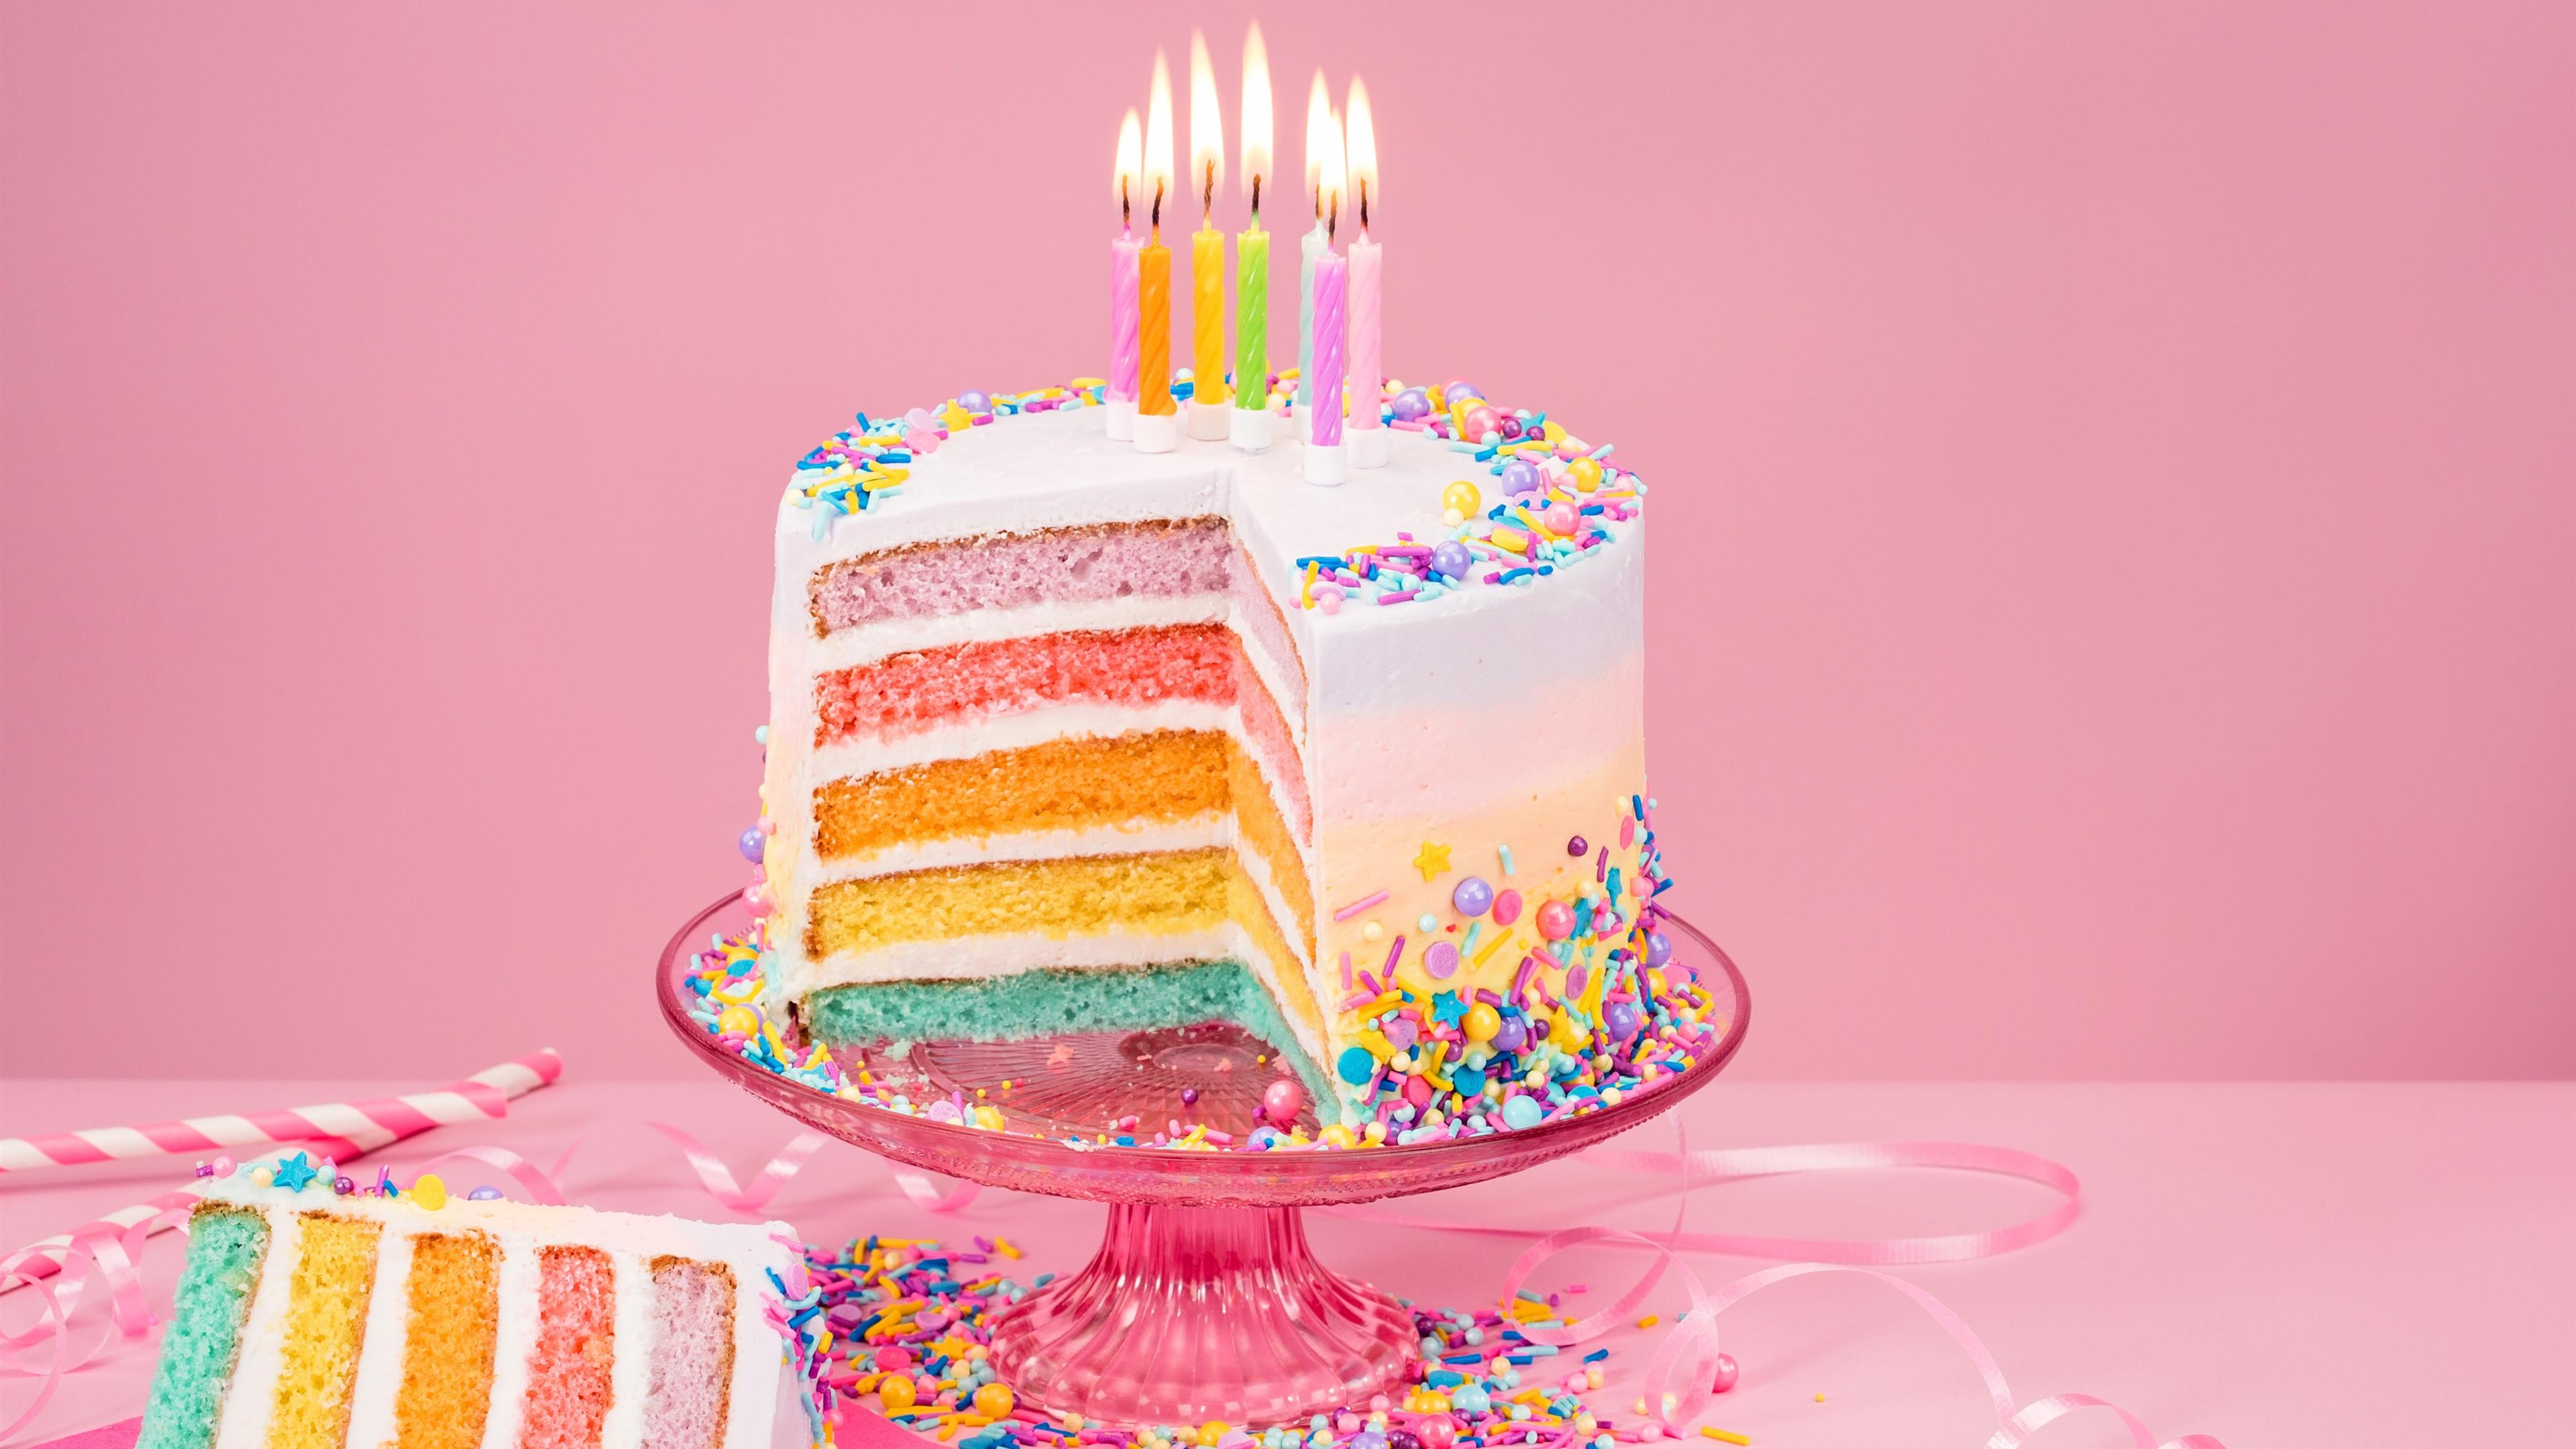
1316;796;1713;1146
785;374;1646;615
794;1233;1742;1449
1296;380;1645;614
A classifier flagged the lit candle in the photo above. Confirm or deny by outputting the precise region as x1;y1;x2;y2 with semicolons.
1231;23;1275;452
1295;70;1330;411
1107;109;1142;443
1303;106;1347;488
1136;51;1178;453
1186;32;1229;440
1344;76;1386;470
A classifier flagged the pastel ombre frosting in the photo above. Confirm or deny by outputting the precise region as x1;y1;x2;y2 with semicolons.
138;1180;799;1449
761;389;1659;1126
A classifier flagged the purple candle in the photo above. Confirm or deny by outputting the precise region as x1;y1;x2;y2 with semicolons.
1310;250;1347;448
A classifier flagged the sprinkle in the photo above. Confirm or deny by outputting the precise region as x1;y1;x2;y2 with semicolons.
1699;1432;1751;1445
1334;890;1393;922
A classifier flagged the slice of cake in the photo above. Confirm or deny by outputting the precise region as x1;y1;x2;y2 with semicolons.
759;384;1678;1130
138;1173;805;1449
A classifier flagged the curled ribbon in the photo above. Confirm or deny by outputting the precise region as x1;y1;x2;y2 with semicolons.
1;1199;195;1442
1463;1122;2222;1448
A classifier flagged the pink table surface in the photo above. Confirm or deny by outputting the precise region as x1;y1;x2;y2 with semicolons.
4;1079;2568;1448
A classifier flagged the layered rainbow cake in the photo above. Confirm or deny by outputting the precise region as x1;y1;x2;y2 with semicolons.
138;1173;801;1449
759;382;1674;1127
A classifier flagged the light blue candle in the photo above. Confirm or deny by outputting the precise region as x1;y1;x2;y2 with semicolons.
1294;219;1325;407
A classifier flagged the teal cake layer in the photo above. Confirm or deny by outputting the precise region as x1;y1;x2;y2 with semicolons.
138;1204;271;1449
804;959;1334;1115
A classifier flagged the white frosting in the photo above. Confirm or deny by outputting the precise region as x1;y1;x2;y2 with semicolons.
598;1250;653;1449
209;1207;301;1449
341;1226;415;1449
191;1181;796;1449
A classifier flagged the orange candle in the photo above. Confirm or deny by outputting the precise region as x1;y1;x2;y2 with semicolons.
1140;233;1173;418
1139;52;1177;421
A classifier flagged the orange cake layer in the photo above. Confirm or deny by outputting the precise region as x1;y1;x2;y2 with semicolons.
810;730;1315;944
391;1230;500;1449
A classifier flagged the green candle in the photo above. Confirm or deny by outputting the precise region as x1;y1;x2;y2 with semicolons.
1234;221;1269;411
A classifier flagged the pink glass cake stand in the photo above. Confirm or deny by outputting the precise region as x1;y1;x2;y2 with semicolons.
657;892;1750;1430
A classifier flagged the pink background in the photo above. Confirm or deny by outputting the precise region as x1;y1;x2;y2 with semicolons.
3;3;2569;1081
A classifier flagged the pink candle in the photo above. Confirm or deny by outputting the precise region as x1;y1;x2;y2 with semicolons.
1108;107;1144;435
1310;249;1347;448
1345;79;1383;439
1347;233;1381;433
1110;228;1140;403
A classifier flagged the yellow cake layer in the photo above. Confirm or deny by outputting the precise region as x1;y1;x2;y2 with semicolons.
811;729;1316;945
391;1230;500;1449
268;1213;383;1449
804;847;1322;1047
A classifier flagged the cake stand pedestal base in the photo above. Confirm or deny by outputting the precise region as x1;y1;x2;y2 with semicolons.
989;1200;1414;1429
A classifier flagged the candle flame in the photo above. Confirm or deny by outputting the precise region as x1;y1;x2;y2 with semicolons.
1303;68;1333;221
1316;96;1346;242
1114;109;1142;228
1346;77;1377;234
1240;22;1272;212
1144;50;1176;231
1189;30;1223;217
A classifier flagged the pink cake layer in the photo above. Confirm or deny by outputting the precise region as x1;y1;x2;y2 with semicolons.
812;624;1312;841
808;519;1232;633
641;1261;733;1449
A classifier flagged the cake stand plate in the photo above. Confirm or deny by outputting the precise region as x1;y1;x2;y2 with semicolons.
657;894;1750;1430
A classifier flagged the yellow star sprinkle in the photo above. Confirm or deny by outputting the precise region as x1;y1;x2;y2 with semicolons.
1413;841;1452;880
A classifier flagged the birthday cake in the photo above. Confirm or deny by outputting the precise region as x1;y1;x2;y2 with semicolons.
138;1173;801;1449
753;380;1700;1134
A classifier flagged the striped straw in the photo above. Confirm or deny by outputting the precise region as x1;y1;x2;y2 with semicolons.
0;1050;561;1173
1;1051;560;1291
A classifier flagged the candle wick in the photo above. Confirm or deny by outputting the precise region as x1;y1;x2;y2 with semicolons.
1151;177;1164;237
1358;178;1369;234
1328;193;1338;246
1122;176;1131;233
1203;161;1216;222
1250;174;1262;225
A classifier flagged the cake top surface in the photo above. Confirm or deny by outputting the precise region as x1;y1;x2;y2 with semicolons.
195;1169;796;1261
777;382;1647;633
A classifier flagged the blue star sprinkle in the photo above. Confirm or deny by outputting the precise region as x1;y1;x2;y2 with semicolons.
270;1152;319;1192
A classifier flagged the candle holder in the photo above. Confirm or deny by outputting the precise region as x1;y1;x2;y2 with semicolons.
1300;437;1346;486
1134;411;1180;453
1228;407;1278;452
1106;399;1138;442
658;891;1748;1430
1189;400;1232;441
1348;429;1388;470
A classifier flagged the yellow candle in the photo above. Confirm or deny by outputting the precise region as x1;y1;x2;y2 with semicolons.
1191;223;1228;407
1140;235;1173;417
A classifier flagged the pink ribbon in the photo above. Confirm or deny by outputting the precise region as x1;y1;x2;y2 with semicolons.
1394;1122;2222;1448
1;1199;196;1442
1339;1138;2082;1263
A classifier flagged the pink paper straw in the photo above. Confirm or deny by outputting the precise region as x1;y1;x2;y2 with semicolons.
1;1050;561;1289
0;1049;561;1173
